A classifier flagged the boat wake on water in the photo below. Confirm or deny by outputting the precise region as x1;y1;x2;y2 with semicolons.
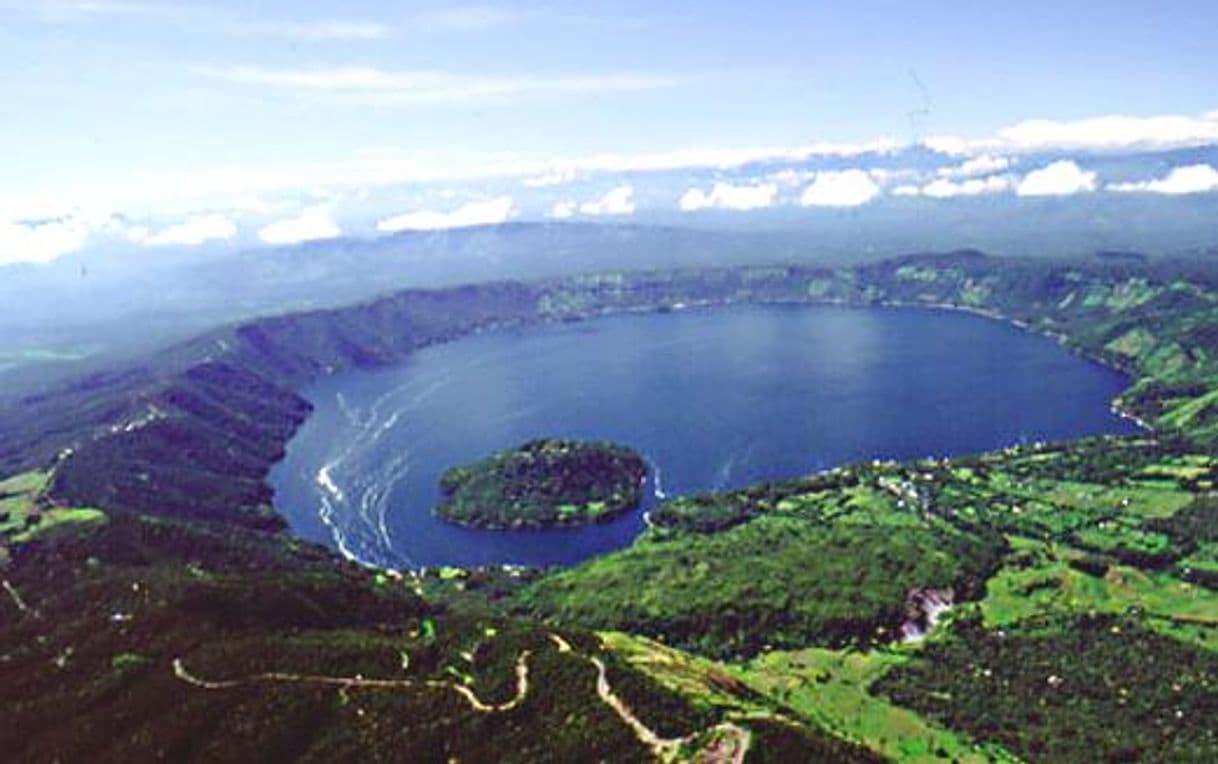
309;374;458;569
651;462;667;500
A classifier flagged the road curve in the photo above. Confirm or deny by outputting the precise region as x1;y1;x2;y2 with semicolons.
172;651;530;713
172;633;752;762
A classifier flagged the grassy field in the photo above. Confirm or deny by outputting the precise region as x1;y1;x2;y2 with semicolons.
980;549;1218;649
0;470;51;496
0;471;106;545
732;646;1020;763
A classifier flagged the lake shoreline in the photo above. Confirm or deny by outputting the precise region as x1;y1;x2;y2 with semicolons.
274;300;1139;572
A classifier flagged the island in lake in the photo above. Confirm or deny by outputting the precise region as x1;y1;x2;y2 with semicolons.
435;439;648;529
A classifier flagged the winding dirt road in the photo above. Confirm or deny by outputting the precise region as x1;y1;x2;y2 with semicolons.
2;579;28;612
588;653;750;762
172;632;751;762
173;651;530;713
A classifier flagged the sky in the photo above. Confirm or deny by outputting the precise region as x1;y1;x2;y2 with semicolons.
2;1;1218;262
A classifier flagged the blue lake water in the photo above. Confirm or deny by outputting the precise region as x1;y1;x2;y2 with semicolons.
269;304;1140;569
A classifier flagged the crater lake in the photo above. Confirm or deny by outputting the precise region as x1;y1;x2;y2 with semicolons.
268;304;1140;569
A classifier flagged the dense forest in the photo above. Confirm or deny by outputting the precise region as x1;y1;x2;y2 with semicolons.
436;439;648;529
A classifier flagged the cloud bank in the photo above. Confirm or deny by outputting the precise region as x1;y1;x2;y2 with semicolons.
578;186;635;216
917;175;1015;198
1109;164;1218;194
799;170;880;207
257;207;340;245
938;155;1012;178
0;217;93;265
376;196;515;232
550;200;577;219
135;214;237;246
1016;161;1097;197
928;110;1218;155
679;181;777;211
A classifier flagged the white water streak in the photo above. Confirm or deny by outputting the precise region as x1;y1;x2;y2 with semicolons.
652;462;667;500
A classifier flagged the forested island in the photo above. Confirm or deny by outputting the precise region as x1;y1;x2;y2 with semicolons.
435;439;647;529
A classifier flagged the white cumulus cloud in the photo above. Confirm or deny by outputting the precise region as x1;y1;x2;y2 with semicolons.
920;175;1015;198
550;200;577;219
578;185;635;216
377;196;515;232
257;207;340;245
1109;164;1218;195
0;200;155;264
0;217;92;265
938;155;1011;178
137;214;237;246
679;181;777;211
799;170;880;207
1016;161;1097;197
765;168;813;187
